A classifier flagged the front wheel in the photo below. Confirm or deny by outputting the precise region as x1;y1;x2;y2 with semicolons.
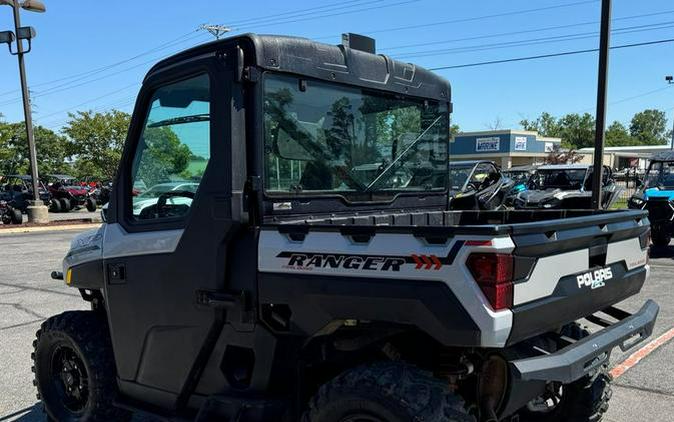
32;311;131;422
303;362;475;422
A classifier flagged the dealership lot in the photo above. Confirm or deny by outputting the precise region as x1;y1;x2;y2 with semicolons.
0;228;673;422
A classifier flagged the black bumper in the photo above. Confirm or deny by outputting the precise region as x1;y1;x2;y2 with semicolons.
511;299;659;384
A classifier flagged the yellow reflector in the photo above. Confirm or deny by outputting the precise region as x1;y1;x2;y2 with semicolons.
66;269;73;285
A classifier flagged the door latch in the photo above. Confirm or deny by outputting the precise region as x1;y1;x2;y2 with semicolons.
108;264;126;284
195;289;247;309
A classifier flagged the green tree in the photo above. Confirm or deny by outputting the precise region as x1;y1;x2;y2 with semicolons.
605;121;633;146
63;110;131;180
134;126;191;187
520;112;561;137
0;121;72;175
630;109;669;145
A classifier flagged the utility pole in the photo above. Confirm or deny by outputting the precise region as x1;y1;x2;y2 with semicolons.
591;0;612;210
199;24;231;40
667;75;673;150
0;0;48;223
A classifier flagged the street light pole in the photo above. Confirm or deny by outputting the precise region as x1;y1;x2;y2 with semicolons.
1;0;48;223
11;2;40;201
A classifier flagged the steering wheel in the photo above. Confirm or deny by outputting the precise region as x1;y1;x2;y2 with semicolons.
466;181;481;192
156;190;195;218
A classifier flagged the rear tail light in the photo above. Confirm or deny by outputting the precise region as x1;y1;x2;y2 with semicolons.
466;253;514;311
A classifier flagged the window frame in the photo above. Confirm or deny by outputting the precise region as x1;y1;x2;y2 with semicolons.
119;62;216;232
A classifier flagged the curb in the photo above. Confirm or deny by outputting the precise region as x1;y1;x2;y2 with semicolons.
0;222;100;235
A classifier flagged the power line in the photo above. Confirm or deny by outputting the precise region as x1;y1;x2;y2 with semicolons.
393;20;674;60
223;0;368;26
241;0;420;30
229;0;391;28
380;9;674;52
0;30;203;98
429;37;674;71
313;0;599;40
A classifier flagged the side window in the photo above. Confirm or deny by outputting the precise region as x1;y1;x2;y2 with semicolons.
129;74;210;221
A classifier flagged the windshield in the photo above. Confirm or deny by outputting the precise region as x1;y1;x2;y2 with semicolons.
532;169;588;190
263;74;449;199
644;161;674;189
448;165;473;190
503;170;531;183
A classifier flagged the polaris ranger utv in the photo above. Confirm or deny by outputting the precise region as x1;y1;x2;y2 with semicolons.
36;33;658;422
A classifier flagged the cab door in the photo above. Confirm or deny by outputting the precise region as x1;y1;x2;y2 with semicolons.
102;56;234;407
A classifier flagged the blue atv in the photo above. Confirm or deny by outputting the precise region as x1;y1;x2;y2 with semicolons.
628;151;674;247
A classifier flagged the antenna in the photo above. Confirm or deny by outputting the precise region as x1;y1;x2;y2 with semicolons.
199;24;231;40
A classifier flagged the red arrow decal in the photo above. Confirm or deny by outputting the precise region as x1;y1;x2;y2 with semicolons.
430;255;442;270
421;255;433;270
411;254;424;269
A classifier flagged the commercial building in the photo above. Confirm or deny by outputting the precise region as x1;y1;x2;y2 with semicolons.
449;130;562;169
577;145;673;170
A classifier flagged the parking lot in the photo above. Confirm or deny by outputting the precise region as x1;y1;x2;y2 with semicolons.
0;227;673;422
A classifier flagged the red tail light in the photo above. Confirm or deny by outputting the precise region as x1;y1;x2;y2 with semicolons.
466;253;514;311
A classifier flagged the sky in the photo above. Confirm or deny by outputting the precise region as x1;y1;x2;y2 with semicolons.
0;0;672;133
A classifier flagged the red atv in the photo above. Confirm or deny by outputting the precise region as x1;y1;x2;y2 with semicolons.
43;175;97;213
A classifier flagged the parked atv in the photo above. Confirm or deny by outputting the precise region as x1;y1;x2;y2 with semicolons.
628;151;674;247
514;164;622;209
0;200;22;224
448;160;514;210
0;174;51;213
43;174;97;212
502;164;537;206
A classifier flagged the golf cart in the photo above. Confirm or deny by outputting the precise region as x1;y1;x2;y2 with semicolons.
43;174;97;212
514;164;622;209
35;33;657;422
628;151;674;246
447;160;513;210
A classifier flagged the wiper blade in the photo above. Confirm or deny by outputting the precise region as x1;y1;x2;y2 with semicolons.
365;115;443;192
147;113;210;128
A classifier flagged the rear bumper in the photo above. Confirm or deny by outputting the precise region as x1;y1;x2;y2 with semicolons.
511;299;659;384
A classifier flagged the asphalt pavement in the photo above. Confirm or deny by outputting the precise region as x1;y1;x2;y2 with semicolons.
0;228;672;421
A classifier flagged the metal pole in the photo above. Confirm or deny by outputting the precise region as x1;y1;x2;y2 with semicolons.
591;0;612;209
11;2;41;203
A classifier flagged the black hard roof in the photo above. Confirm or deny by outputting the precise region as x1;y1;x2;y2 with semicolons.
147;33;451;102
650;151;674;162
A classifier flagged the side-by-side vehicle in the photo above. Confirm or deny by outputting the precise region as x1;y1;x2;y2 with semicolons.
36;33;657;422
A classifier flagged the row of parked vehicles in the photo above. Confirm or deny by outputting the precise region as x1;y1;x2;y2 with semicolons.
447;160;622;212
0;174;108;224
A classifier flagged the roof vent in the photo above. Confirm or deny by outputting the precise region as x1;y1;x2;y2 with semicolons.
341;33;376;54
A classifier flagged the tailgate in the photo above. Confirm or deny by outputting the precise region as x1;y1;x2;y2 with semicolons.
505;210;650;345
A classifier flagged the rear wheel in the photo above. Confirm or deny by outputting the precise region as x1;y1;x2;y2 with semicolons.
9;207;22;224
59;198;71;213
85;197;97;212
651;229;671;247
518;324;613;422
49;200;61;213
303;362;475;422
32;311;131;422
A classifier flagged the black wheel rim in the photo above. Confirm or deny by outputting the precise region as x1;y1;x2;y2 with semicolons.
49;345;89;413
